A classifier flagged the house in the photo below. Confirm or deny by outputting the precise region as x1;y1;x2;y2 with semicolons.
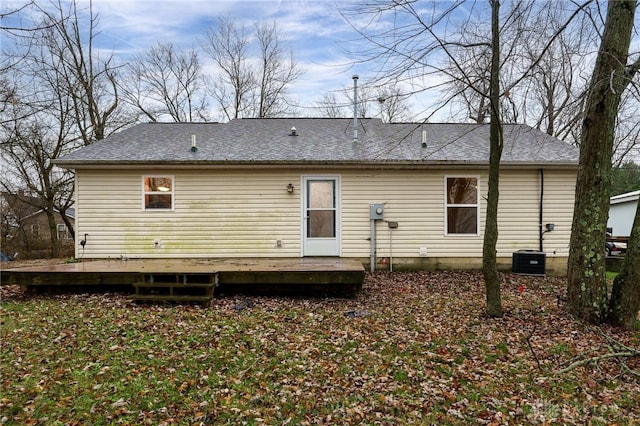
53;118;579;275
607;190;639;237
0;193;75;259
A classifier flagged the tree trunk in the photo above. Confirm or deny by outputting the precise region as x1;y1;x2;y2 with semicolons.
567;0;636;324
483;0;503;318
608;199;640;328
60;208;75;242
45;204;60;258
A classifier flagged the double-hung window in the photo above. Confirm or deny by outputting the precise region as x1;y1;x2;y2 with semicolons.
445;176;479;235
143;176;174;210
57;224;71;239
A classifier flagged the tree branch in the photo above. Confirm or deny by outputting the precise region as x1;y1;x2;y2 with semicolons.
557;351;638;374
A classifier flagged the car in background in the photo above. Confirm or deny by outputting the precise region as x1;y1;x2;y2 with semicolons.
0;252;13;262
606;241;626;256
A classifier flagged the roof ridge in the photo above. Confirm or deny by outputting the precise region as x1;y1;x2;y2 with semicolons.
146;121;222;125
233;117;374;121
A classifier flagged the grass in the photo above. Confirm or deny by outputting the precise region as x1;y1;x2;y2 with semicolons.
606;271;619;281
1;271;639;425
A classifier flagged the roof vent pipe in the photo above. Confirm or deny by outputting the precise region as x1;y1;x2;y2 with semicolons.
421;130;427;148
352;74;359;141
191;134;198;152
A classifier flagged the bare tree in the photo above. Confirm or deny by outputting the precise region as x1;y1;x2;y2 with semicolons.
1;2;58;125
252;21;303;118
442;41;492;123
202;17;255;121
1;0;125;256
202;17;302;121
376;85;412;123
315;82;411;122
521;30;589;139
481;0;503;318
613;89;640;166
122;42;209;122
343;0;508;316
0;1;51;34
344;0;592;317
346;83;374;118
315;92;347;118
438;2;594;138
567;0;640;325
1;95;75;257
1;1;57;75
0;76;18;122
33;0;122;145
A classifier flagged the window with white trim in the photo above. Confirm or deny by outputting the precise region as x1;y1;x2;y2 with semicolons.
143;176;174;210
445;177;479;235
57;223;71;239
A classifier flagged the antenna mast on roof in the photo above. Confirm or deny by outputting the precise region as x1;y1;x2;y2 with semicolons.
352;75;359;141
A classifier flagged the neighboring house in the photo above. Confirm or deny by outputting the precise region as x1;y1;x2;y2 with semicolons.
1;193;75;259
54;118;579;275
607;190;639;237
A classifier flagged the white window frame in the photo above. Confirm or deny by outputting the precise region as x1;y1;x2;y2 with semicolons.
57;223;71;239
142;176;175;211
444;175;480;236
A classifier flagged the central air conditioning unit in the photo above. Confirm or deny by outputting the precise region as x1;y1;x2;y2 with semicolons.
512;250;546;276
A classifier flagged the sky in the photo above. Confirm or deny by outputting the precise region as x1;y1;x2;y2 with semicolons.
5;1;637;127
4;0;447;120
102;0;381;115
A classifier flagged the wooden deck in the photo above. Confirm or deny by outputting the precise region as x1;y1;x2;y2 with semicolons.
1;258;366;298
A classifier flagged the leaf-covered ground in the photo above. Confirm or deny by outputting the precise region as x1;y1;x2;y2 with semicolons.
1;271;638;425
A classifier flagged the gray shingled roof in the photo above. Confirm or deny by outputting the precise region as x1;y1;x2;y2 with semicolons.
54;118;579;168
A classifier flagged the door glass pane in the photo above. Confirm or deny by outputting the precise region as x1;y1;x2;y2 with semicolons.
307;180;336;238
308;181;334;208
308;211;335;237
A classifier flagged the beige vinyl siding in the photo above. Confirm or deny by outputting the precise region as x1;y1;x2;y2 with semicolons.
353;169;575;259
76;169;302;258
342;170;484;258
495;169;574;257
536;169;576;256
342;170;453;257
75;167;575;260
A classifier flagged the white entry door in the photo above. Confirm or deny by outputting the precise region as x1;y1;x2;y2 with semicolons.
302;176;341;256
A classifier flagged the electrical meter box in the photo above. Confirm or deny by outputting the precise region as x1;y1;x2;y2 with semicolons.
370;204;384;220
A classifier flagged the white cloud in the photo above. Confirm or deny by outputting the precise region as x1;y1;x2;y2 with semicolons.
3;0;443;119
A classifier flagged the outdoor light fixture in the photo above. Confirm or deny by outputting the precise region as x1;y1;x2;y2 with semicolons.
287;183;294;193
545;223;555;232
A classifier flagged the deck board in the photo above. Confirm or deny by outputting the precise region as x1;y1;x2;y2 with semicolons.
1;258;365;295
2;258;364;274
